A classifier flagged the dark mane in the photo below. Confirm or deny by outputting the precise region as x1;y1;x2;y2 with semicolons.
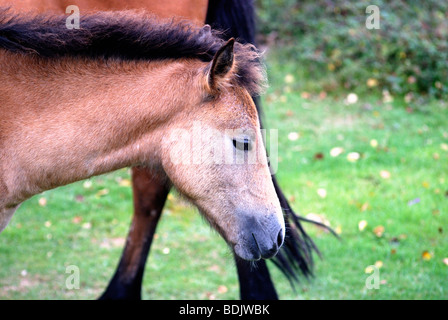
0;8;265;95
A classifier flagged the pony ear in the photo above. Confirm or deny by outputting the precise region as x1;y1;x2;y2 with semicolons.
207;38;235;91
198;24;212;42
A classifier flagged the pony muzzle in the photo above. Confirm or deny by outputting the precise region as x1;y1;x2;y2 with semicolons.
234;214;285;261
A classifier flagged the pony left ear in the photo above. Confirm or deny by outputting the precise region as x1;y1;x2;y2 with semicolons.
207;38;235;91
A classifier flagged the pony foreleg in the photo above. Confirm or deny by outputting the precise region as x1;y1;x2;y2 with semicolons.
99;167;170;300
234;255;279;300
0;206;19;233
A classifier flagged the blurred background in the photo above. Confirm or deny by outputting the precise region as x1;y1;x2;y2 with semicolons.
257;0;448;100
0;0;447;299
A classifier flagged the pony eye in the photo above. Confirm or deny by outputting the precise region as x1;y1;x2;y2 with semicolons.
232;138;252;151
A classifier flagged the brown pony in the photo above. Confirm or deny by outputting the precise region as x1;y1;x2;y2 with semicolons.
0;10;285;261
4;0;208;24
0;0;325;300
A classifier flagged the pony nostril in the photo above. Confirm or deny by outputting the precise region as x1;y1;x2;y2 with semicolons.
277;229;284;248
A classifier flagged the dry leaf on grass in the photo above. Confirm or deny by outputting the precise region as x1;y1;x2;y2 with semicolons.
373;225;385;237
422;251;432;261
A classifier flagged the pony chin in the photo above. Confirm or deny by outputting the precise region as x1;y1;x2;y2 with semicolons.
234;242;262;261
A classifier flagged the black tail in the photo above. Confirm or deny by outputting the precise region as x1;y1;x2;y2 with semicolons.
205;0;256;45
206;0;334;284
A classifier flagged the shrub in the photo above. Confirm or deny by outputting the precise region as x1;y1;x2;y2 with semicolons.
256;0;448;99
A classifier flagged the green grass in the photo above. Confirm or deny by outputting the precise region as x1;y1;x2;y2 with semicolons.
1;57;447;300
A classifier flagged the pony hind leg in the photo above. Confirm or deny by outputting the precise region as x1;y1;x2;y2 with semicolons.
99;167;170;300
235;254;278;300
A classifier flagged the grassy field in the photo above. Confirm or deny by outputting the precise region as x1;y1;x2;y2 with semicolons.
0;56;447;300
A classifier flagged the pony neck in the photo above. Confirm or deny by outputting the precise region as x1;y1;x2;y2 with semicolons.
0;52;198;204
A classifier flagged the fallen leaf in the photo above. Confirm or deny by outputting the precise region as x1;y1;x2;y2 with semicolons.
380;170;391;179
346;93;358;104
284;74;295;84
301;92;310;99
72;216;82;224
83;180;92;189
367;78;378;87
441;143;448;151
38;197;47;207
217;285;228;294
119;179;131;187
314;152;324;160
317;188;327;199
330;147;344;157
364;265;374;273
358;220;368;231
95;189;109;197
382;89;393;103
335;225;342;235
347;152;360;162
319;91;327;99
208;265;221;273
373;225;385;237
374;261;383;268
288;132;300;141
361;202;369;212
422;251;432;261
82;222;92;229
206;292;216;300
